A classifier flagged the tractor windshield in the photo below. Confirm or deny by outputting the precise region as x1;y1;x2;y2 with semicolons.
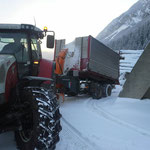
0;32;29;63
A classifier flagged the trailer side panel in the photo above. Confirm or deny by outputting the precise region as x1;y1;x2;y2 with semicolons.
88;36;119;80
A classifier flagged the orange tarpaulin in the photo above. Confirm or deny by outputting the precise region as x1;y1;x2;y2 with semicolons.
55;49;68;75
55;49;68;102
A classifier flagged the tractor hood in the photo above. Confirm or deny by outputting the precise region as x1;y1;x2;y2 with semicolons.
0;54;16;94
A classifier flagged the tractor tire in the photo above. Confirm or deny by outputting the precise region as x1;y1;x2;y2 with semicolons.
15;86;62;150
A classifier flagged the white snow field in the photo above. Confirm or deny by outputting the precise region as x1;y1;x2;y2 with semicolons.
57;90;150;150
1;50;150;150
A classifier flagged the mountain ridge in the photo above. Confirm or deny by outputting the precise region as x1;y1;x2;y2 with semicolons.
97;0;150;50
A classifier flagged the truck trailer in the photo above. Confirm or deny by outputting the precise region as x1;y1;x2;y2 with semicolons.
54;35;120;99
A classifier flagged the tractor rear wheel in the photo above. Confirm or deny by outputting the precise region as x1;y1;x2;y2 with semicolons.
15;86;62;150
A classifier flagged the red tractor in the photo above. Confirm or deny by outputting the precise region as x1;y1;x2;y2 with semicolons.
0;24;61;150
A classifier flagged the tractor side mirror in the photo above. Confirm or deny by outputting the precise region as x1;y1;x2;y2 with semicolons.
47;35;54;48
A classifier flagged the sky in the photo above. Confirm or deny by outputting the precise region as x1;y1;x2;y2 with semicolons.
0;0;138;43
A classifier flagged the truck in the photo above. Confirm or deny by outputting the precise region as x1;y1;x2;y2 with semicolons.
54;35;120;99
0;24;61;150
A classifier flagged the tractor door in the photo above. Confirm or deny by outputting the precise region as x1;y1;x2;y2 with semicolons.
17;37;31;78
30;36;42;76
0;32;31;79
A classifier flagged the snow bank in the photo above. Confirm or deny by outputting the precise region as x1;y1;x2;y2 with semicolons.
63;41;80;75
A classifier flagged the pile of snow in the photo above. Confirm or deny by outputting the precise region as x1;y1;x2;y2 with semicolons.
63;41;80;75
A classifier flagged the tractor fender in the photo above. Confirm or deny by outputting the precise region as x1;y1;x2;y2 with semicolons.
23;76;53;82
22;76;53;86
38;59;54;79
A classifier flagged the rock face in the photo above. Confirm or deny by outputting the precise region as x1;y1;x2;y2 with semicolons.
97;0;150;50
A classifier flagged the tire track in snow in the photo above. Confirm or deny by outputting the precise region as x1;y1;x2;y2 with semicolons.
60;117;101;150
86;99;150;138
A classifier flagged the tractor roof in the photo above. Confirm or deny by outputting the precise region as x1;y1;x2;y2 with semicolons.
0;24;44;38
0;24;42;31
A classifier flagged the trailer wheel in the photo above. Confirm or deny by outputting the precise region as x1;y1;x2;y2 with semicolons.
92;83;103;99
105;84;112;97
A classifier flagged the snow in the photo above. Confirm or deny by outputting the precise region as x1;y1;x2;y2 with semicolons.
104;24;129;41
97;0;150;44
145;7;150;14
1;50;150;150
57;93;150;150
0;132;16;150
132;16;142;24
63;40;80;75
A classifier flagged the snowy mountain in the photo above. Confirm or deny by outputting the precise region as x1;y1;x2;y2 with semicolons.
97;0;150;50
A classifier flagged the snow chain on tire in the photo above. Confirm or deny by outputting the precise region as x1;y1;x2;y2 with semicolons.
15;86;62;150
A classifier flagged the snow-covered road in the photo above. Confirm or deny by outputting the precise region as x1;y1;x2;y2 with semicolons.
56;86;150;150
0;132;16;150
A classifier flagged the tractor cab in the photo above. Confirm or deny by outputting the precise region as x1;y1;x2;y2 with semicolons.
0;24;61;150
0;24;54;78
